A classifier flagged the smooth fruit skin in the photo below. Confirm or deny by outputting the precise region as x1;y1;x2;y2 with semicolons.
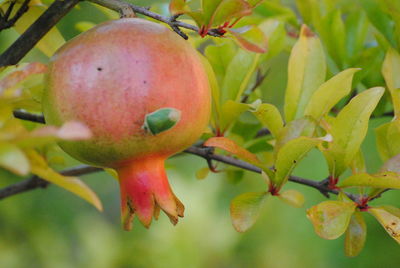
42;18;211;229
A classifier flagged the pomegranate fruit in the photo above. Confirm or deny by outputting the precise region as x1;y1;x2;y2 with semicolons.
42;18;211;230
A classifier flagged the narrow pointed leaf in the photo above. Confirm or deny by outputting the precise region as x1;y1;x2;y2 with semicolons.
324;87;384;177
222;49;260;103
304;68;360;121
204;136;261;166
307;201;356;240
278;189;305;208
274;137;320;187
369;207;400;243
345;212;367;257
339;172;400;189
14;5;65;57
284;25;326;122
376;121;400;161
381;154;400;173
252;103;283;138
230;191;267;232
0;142;30;175
26;150;102;211
227;25;268;53
382;48;400;117
212;0;252;26
220;100;250;132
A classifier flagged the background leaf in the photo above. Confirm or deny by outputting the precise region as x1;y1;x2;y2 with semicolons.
284;25;326;122
344;212;367;257
230;191;267;232
307;201;356;240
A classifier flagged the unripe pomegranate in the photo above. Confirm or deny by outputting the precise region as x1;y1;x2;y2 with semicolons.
42;18;211;230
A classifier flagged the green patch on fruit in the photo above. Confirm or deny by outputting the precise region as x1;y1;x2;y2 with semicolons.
143;108;181;135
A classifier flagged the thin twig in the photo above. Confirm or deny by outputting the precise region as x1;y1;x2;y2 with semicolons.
87;0;222;37
241;69;269;103
0;165;102;200
0;0;30;31
0;0;80;67
7;110;362;201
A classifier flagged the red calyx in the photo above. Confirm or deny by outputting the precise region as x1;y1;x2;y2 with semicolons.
117;156;184;230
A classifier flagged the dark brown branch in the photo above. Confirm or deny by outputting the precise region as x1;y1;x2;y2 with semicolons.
13;110;45;124
0;0;80;67
87;0;223;38
0;0;30;31
0;165;101;200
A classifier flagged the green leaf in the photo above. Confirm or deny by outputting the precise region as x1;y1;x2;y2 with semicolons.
75;21;96;32
274;117;317;154
382;48;400;118
284;25;326;122
0;142;30;175
323;87;384;177
195;167;210;180
26;150;102;211
278;189;305;208
350;150;366;174
375;121;400;161
381;154;400;173
14;5;65;57
307;201;356;240
304;68;360;121
204;42;236;85
0;63;47;94
339;172;400;189
369;207;400;244
219;100;250;132
251;103;283;138
169;0;191;15
345;212;367;257
258;19;286;59
230;191;267;232
204;136;262;166
221;49;260;103
227;25;268;53
274;137;320;187
345;11;368;60
360;0;396;48
199;53;222;128
143;108;181;135
212;0;252;26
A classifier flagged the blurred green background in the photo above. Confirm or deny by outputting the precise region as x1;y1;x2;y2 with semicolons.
1;0;400;267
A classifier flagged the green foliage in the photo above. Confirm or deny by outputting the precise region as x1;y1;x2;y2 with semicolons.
2;0;400;261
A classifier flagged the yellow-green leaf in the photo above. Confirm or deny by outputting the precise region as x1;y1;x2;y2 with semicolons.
169;0;191;15
252;103;283;138
278;189;305;208
209;0;252;27
345;212;367;257
339;172;400;189
0;142;30;175
382;48;400;118
195;167;210;180
369;207;400;243
230;191;267;232
274;137;320;187
221;49;260;103
14;5;65;57
324;87;384;177
307;201;356;240
204;136;262;166
26;150;102;211
227;25;268;53
381;154;400;173
219;100;250;132
304;68;360;121
284;25;326;122
0;63;47;94
375;121;400;161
